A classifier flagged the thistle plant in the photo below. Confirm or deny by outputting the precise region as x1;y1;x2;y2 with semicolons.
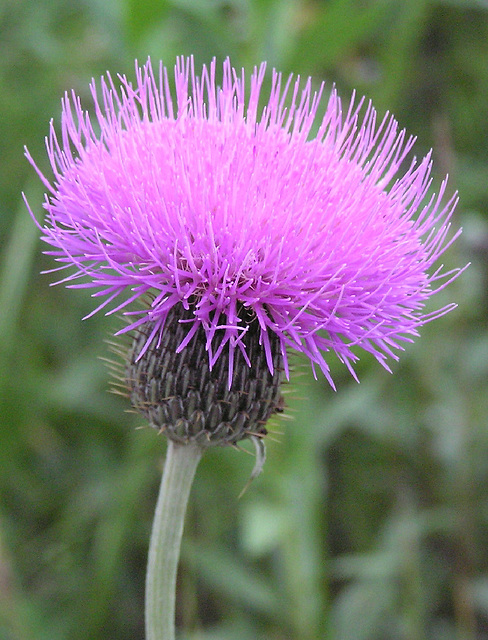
25;57;463;639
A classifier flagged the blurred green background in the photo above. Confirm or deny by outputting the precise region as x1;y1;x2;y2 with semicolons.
0;0;487;638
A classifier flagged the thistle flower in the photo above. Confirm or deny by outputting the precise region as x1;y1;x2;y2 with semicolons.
26;56;462;413
26;56;465;640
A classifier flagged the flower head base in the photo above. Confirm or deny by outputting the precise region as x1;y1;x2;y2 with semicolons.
127;303;284;446
26;57;462;389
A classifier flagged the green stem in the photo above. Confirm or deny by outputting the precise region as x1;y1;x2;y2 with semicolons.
145;440;203;640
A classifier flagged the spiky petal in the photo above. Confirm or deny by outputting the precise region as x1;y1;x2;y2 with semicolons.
25;57;463;388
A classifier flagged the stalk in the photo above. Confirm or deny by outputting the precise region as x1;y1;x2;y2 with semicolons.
145;440;203;640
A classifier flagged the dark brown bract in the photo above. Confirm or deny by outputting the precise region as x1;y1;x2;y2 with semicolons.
126;304;284;446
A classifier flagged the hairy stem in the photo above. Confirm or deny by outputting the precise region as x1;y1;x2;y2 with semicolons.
145;440;203;640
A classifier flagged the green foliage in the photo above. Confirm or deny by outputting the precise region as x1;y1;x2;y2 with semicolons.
0;0;486;638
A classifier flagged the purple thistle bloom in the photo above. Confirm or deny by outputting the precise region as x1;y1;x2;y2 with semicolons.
25;57;463;389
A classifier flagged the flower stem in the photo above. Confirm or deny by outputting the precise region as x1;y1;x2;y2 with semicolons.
145;440;203;640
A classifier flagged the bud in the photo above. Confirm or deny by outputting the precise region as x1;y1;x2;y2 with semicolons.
126;304;284;447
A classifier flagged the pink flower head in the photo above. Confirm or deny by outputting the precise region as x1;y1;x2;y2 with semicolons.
25;57;463;389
